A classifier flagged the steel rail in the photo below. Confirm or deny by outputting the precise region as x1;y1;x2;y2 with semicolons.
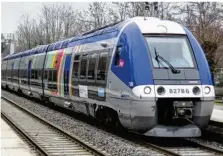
1;96;108;156
2;91;223;156
1;112;49;156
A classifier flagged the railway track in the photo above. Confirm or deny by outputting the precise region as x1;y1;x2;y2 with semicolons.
140;137;223;156
1;96;108;156
202;120;223;143
209;120;223;128
2;92;223;156
124;130;223;156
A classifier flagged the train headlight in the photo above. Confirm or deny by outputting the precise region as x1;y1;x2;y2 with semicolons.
144;86;151;94
157;86;165;95
193;86;200;95
204;86;211;94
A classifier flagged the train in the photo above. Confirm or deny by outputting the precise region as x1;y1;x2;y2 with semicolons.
1;17;215;137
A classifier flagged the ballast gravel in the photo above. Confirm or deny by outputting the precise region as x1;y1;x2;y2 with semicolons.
2;90;161;156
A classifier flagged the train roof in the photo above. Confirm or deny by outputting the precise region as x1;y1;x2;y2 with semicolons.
2;17;185;61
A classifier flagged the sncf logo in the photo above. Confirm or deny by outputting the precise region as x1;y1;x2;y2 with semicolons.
119;59;124;67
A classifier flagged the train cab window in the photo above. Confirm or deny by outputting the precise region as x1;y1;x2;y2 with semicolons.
114;46;121;66
79;54;88;81
97;52;108;83
87;53;97;81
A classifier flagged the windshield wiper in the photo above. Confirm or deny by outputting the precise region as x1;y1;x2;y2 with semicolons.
154;47;181;74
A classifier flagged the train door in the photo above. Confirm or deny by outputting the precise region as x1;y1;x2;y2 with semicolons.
64;54;72;97
27;60;32;91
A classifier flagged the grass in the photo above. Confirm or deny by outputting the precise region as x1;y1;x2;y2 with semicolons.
215;100;223;105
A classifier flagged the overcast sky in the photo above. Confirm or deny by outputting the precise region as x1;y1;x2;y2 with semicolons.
1;2;90;34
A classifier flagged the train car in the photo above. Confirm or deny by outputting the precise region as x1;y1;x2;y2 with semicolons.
1;17;215;137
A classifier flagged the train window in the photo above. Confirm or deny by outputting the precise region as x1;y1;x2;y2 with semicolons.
31;70;35;79
74;55;80;60
44;70;48;80
52;70;57;82
48;70;53;81
80;54;88;80
72;62;79;81
32;70;38;79
114;46;121;66
97;52;108;82
87;53;97;81
38;70;42;80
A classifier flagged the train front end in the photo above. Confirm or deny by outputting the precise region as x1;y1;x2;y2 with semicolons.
143;34;214;137
124;17;215;137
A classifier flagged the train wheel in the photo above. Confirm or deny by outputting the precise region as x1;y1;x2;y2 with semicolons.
104;111;113;126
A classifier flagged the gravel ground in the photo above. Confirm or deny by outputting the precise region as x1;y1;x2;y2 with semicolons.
2;90;161;156
187;138;223;150
3;90;223;155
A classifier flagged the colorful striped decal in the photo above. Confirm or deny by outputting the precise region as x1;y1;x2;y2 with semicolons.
56;50;64;96
59;52;66;96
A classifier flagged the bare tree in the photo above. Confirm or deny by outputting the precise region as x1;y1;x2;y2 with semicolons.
14;2;223;73
177;2;223;72
16;14;33;50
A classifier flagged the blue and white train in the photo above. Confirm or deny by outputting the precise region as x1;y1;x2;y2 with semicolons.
1;17;215;137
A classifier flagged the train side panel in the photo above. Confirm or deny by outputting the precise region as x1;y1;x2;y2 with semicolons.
29;53;46;99
1;60;8;88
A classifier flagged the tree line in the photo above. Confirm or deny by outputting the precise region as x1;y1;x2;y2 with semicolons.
14;2;223;73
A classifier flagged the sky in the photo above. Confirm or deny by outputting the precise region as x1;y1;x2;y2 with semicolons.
1;2;90;34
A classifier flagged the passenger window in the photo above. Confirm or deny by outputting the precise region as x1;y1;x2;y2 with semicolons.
35;70;38;79
31;70;35;79
74;55;80;61
38;70;42;80
97;52;108;82
87;53;97;81
72;55;80;82
72;62;79;80
52;70;57;82
48;70;53;81
44;70;48;80
80;54;88;80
